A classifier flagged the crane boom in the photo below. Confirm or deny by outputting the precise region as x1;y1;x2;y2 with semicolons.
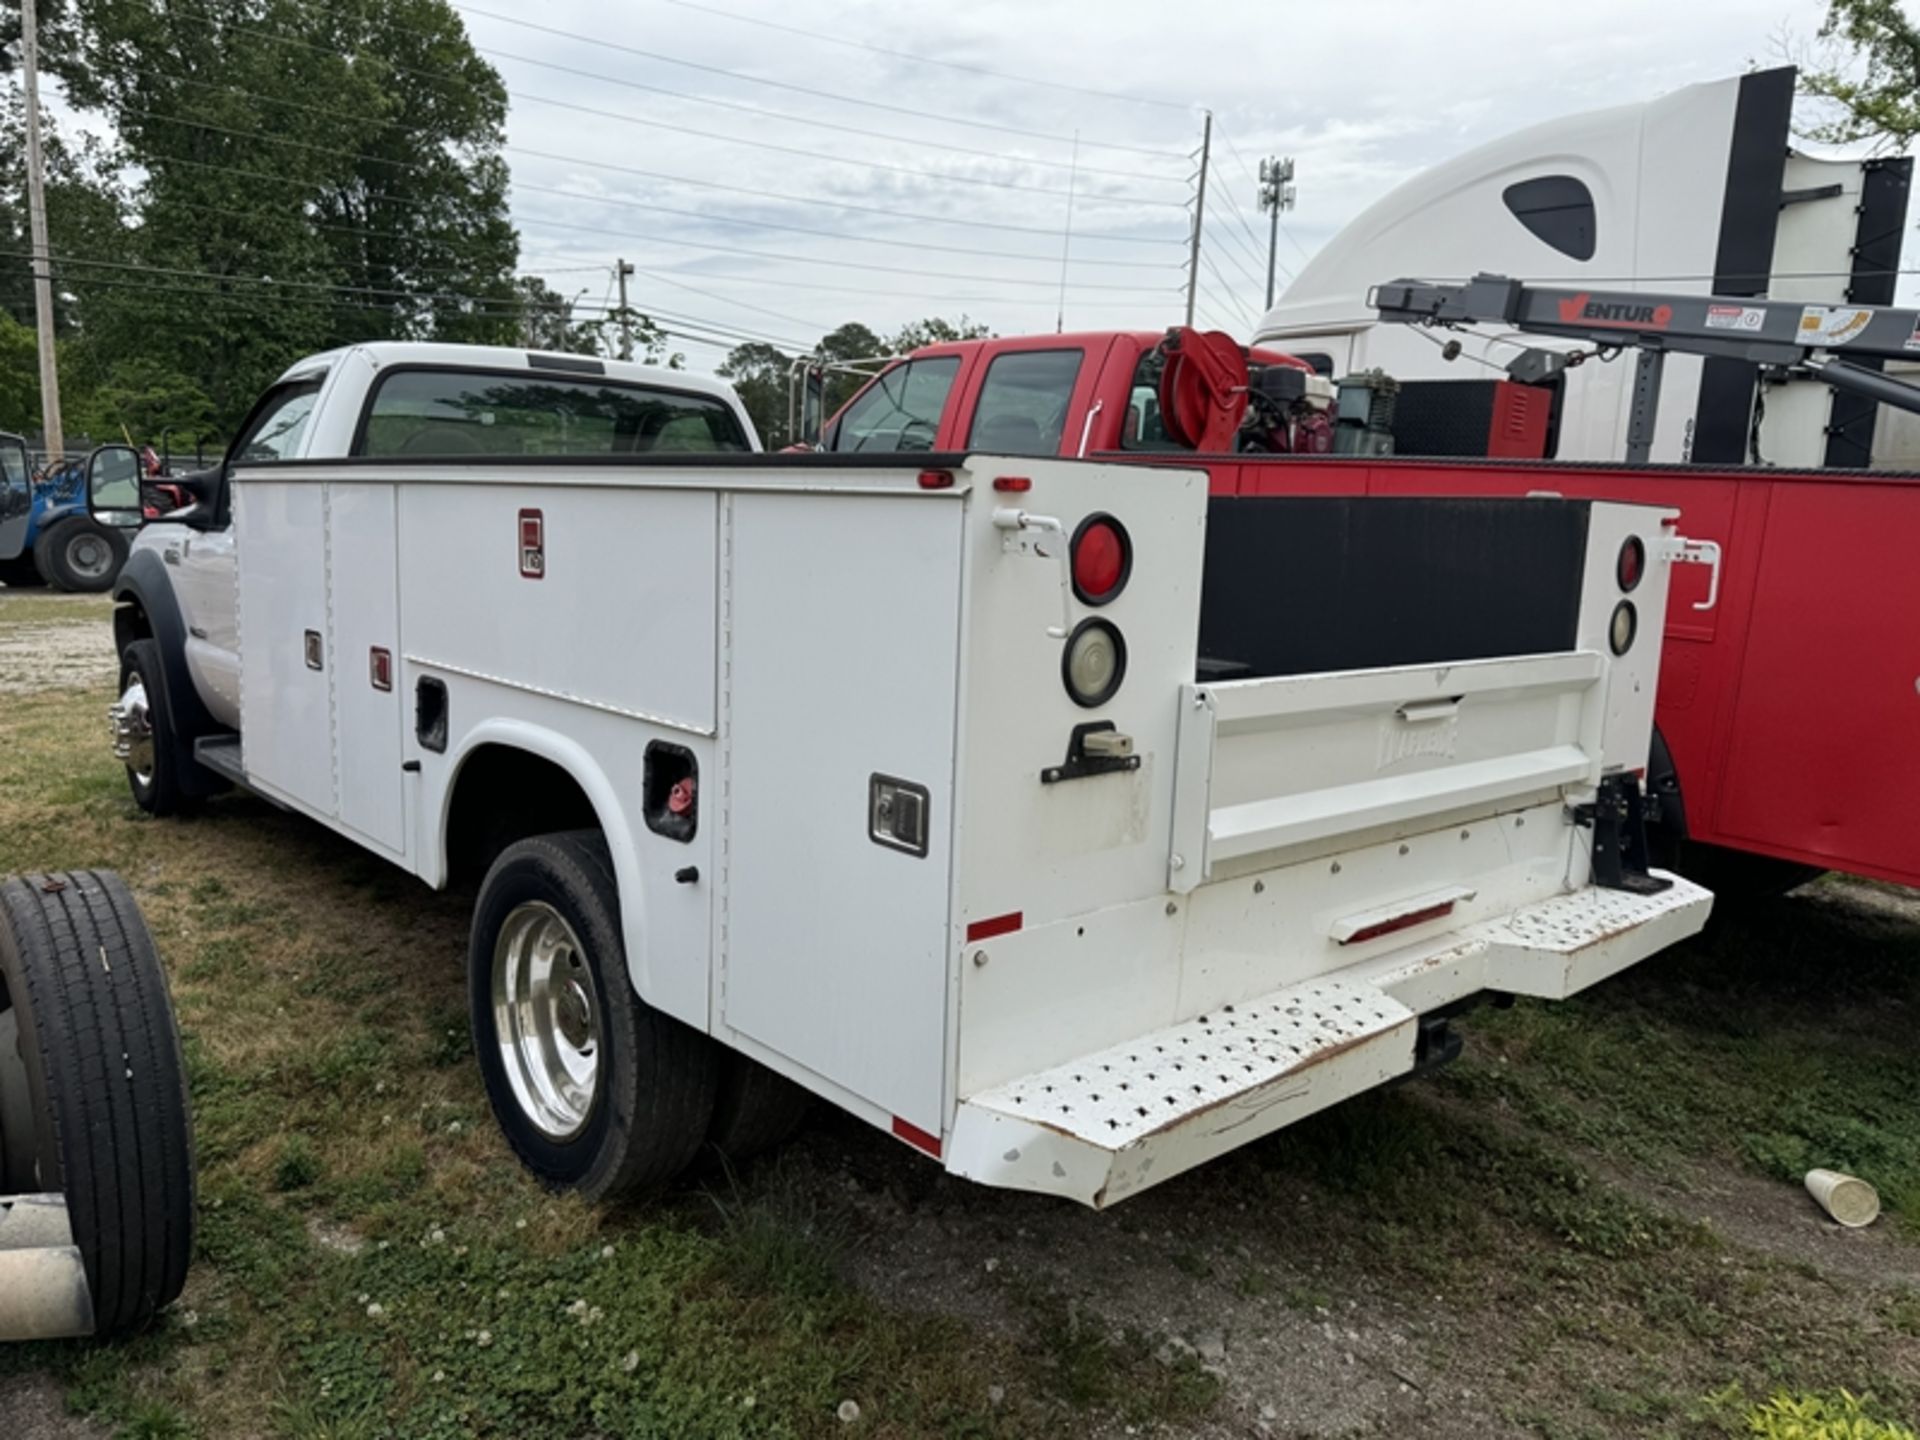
1373;273;1920;462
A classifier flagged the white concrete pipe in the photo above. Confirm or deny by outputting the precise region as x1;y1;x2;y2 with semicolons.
0;1194;95;1340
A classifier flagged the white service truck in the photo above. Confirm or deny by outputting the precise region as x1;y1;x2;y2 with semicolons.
96;346;1712;1208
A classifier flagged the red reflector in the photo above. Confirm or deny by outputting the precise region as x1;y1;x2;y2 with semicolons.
993;475;1032;492
892;1116;942;1158
965;911;1023;943
917;469;955;489
369;647;392;692
518;507;545;580
1338;899;1458;947
1071;515;1131;605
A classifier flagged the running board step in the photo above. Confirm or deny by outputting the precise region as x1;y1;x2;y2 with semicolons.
948;979;1418;1209
192;735;245;787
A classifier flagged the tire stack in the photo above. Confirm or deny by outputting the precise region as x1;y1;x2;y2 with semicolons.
0;870;195;1341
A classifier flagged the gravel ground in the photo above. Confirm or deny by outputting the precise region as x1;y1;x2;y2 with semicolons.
0;592;116;696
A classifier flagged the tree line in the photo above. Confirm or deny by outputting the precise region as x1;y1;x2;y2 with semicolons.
0;0;986;450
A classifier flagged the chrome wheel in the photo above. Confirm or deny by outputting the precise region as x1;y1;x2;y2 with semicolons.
65;530;114;582
110;675;155;786
491;901;601;1140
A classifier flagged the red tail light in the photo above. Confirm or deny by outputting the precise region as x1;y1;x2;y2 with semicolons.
1071;514;1132;606
1617;535;1645;592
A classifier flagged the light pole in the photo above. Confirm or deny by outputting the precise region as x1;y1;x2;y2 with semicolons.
1257;157;1297;311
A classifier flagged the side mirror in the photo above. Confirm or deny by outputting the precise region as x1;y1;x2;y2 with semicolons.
86;444;144;528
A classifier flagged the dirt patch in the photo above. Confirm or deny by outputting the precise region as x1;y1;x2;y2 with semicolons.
0;621;117;695
1617;1159;1920;1294
0;1375;112;1440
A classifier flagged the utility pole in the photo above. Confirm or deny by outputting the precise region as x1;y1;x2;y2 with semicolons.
1184;111;1211;328
615;258;636;361
1258;156;1297;311
21;0;65;462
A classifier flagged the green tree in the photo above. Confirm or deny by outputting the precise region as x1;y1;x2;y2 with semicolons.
0;311;38;431
1800;0;1920;148
717;341;792;447
886;315;991;352
30;0;522;427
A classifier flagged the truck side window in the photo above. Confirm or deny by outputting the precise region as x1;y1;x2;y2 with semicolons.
355;371;751;457
967;350;1083;456
232;381;324;463
827;357;960;453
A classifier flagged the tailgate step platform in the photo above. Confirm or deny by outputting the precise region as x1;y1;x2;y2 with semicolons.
948;979;1417;1208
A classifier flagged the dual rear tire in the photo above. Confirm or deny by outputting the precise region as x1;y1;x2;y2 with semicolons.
468;832;808;1202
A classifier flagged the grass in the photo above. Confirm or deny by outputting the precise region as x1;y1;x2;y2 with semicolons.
3;597;1920;1437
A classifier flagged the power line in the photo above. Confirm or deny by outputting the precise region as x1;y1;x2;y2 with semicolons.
624;263;834;333
154;0;1188;189
127;129;1175;295
147;68;1171;210
485;52;1179;186
12;266;813;352
1206;157;1278;281
449;2;1188;159
656;0;1194;114
9;247;818;348
1199;202;1272;295
122;105;1191;251
145;155;1179;268
1197;255;1256;328
614;263;1174;311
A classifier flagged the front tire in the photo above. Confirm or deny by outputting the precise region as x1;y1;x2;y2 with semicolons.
469;831;717;1201
34;518;129;593
116;639;186;816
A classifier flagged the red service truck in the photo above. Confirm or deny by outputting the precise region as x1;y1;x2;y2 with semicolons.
806;322;1920;895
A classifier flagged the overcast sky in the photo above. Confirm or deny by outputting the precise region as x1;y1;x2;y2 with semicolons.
477;0;1851;368
53;0;1858;369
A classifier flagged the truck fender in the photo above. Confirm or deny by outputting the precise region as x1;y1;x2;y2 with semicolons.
437;720;669;1015
111;549;226;797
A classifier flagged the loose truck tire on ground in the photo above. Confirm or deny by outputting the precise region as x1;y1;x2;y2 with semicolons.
0;870;196;1335
705;1053;811;1165
117;639;191;817
33;518;128;594
469;831;719;1201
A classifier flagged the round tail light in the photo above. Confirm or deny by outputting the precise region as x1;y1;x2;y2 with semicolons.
1609;600;1637;656
1617;535;1645;592
1063;618;1127;708
1071;514;1132;606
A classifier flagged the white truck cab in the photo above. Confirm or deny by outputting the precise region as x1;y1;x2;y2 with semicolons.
126;343;758;733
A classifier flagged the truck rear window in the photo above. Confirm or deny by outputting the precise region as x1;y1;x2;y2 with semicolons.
967;349;1083;456
355;370;751;458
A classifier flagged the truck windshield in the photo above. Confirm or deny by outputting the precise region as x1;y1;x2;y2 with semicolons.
826;357;959;452
356;370;751;457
